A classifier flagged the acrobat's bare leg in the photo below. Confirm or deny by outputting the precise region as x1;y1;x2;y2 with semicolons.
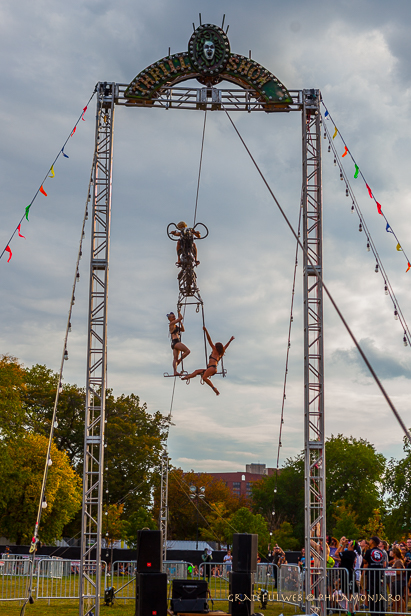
181;369;204;381
172;350;181;376
203;376;219;396
174;342;190;368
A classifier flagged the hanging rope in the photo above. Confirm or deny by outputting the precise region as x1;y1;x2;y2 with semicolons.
193;111;207;227
222;104;411;446
274;196;302;493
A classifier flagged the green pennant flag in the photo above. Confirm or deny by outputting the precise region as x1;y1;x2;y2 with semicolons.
354;165;359;179
25;204;32;221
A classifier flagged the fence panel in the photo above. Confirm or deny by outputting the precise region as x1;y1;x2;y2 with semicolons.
0;559;32;602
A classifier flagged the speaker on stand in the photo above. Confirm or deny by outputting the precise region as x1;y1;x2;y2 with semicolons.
135;530;167;616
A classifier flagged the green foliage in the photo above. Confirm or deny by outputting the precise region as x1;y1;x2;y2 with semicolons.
270;521;300;550
360;508;386;541
123;507;157;548
199;502;232;549
326;434;385;531
0;355;26;438
0;434;82;544
332;500;360;539
384;435;411;540
225;507;269;555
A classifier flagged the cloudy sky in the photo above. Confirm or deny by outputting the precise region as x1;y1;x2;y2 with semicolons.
1;0;411;473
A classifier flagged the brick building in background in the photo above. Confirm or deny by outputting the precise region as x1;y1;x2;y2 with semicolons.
208;463;275;499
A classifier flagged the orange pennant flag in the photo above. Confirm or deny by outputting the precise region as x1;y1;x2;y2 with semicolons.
71;126;77;137
342;146;348;157
407;262;411;273
40;185;47;196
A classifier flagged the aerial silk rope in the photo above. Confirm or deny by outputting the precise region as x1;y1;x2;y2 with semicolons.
222;104;411;447
193;110;207;227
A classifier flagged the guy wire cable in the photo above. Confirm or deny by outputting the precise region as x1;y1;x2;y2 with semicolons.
222;104;411;446
20;154;95;616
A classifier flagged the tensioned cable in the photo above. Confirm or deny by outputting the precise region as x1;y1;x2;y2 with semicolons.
193;110;207;227
20;153;95;616
274;197;303;493
1;88;96;262
223;106;411;446
323;116;411;347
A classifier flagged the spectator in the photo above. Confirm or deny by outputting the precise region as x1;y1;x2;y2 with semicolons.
223;549;232;573
390;546;406;613
363;536;385;616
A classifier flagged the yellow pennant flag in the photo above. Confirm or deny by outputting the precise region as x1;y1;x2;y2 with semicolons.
49;165;55;178
396;243;402;251
332;127;338;139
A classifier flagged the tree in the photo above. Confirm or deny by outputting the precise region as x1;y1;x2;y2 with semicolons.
225;507;269;556
0;434;82;544
199;502;232;550
325;434;385;532
332;500;360;539
154;468;245;541
0;355;26;438
271;521;300;551
384;435;411;540
123;507;157;549
360;508;386;541
103;503;126;548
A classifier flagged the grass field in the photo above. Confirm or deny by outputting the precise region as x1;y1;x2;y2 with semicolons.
0;599;300;616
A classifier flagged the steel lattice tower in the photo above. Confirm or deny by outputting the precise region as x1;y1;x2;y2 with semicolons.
79;82;115;616
302;89;326;615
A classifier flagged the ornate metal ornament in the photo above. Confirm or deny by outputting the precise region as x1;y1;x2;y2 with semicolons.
125;24;292;109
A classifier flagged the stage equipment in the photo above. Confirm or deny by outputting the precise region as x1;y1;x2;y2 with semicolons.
232;533;258;572
135;572;167;616
229;571;254;616
137;530;162;572
171;579;209;614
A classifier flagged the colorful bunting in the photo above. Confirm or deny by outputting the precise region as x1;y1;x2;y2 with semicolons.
61;147;69;158
376;202;382;215
354;165;359;178
25;204;31;221
70;126;77;137
40;185;47;197
386;223;393;233
17;225;25;239
332;127;338;139
366;184;373;198
397;243;402;251
49;165;55;178
81;105;87;121
342;146;348;158
5;246;12;262
407;263;411;273
324;110;329;117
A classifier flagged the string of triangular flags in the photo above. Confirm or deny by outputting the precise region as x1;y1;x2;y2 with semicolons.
322;101;411;273
0;87;96;263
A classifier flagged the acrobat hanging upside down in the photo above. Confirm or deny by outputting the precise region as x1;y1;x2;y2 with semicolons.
181;327;235;396
170;221;201;266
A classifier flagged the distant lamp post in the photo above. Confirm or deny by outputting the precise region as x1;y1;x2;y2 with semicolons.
190;485;205;549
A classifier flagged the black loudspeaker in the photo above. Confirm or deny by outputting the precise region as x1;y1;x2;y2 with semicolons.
135;572;167;616
137;530;162;573
229;571;254;616
232;533;258;572
171;579;209;614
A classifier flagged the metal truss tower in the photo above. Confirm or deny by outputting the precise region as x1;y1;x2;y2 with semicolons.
79;82;115;616
79;81;325;614
159;452;169;561
302;89;326;615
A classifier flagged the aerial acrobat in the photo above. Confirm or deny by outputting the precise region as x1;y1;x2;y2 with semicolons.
167;310;190;376
181;327;235;395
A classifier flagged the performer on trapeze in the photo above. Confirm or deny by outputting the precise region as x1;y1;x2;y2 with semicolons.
170;221;201;266
167;310;190;376
181;327;234;396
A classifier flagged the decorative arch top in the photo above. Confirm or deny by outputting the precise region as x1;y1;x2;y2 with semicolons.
125;24;292;110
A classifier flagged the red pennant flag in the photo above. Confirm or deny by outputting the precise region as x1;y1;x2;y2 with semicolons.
376;202;383;215
40;185;47;196
407;263;411;273
342;146;348;157
81;106;87;121
5;245;12;262
17;224;25;239
71;126;77;137
366;184;373;198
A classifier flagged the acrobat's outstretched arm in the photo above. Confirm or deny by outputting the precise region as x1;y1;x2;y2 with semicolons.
203;327;214;348
224;336;235;352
